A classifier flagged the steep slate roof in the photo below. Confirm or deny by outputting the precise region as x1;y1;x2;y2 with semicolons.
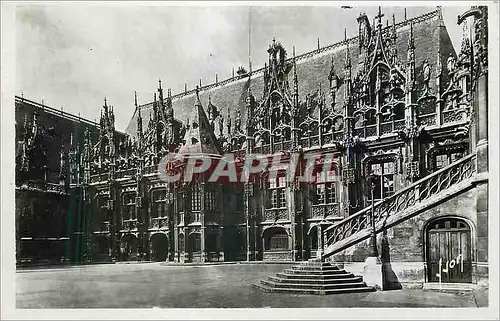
125;9;455;139
176;90;221;156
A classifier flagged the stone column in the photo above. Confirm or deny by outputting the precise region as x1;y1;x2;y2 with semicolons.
201;227;206;263
218;226;224;262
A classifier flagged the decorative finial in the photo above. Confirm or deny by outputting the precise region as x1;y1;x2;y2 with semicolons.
158;78;162;89
344;28;347;41
404;8;407;20
104;97;107;106
317;37;320;50
134;91;138;107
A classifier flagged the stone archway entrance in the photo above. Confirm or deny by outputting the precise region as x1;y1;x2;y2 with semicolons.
150;233;169;262
426;217;472;283
94;235;111;262
120;234;138;261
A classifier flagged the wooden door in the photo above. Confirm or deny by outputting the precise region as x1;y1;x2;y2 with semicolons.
427;218;472;283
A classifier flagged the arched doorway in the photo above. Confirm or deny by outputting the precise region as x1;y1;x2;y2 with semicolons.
426;217;472;283
308;225;318;258
120;234;138;261
94;235;111;262
263;227;289;251
150;233;169;262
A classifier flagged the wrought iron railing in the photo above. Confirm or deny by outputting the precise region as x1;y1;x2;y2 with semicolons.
324;153;476;253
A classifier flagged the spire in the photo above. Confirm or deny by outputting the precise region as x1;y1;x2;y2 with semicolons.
392;13;396;38
344;40;352;71
195;85;201;108
177;84;220;156
376;6;384;30
158;78;164;109
408;20;415;50
227;107;232;137
436;47;442;76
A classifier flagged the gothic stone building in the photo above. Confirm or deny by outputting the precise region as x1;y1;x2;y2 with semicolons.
16;7;489;286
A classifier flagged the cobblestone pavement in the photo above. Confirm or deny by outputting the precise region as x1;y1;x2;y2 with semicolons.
16;262;486;309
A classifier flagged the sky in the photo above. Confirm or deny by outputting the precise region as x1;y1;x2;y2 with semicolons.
15;3;470;132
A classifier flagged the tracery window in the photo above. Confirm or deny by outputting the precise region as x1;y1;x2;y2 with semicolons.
435;152;463;170
151;189;166;219
205;188;216;211
189;233;201;252
191;187;202;211
312;171;336;205
369;161;395;202
176;191;185;213
268;176;286;209
122;193;136;221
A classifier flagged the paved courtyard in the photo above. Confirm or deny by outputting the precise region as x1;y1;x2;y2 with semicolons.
16;262;486;309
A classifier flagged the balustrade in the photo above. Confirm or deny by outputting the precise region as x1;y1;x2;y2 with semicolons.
264;208;288;221
122;220;138;231
99;221;110;233
150;217;169;229
442;107;468;124
325;153;476;249
115;168;136;179
311;203;339;218
418;113;437;126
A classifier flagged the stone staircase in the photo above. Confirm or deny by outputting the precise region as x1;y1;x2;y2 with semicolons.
255;154;478;295
254;259;375;295
323;153;477;258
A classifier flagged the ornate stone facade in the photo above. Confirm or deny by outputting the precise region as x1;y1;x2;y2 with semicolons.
15;6;488;280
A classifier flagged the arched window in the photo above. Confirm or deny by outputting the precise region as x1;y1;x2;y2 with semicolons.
309;226;318;250
189;233;201;252
264;228;289;251
151;189;166;218
178;234;185;252
206;233;217;252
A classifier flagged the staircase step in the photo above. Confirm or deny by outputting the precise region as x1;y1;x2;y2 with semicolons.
261;279;369;290
292;264;339;271
269;275;363;284
253;283;376;295
283;268;354;276
275;272;361;281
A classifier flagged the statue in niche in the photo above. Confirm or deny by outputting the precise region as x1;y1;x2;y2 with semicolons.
422;60;431;93
235;110;242;132
447;54;456;75
218;116;224;137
